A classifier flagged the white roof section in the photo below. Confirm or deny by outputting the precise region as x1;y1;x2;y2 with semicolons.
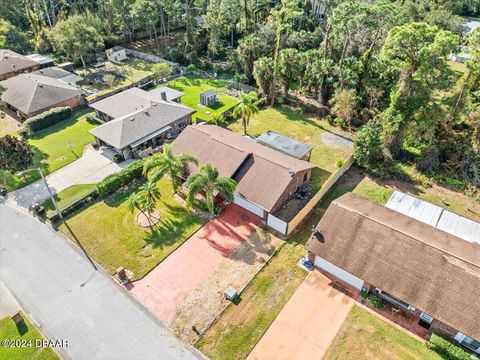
150;86;184;101
26;53;54;65
386;190;480;244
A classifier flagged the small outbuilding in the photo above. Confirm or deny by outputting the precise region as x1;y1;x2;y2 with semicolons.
256;130;313;161
150;86;184;103
25;53;55;69
105;46;128;63
200;89;217;107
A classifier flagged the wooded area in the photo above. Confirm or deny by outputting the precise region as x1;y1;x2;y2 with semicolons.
0;0;479;192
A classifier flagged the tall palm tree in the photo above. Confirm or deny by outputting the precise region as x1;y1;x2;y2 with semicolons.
126;191;152;228
143;144;198;193
127;180;161;229
233;91;259;135
186;164;237;215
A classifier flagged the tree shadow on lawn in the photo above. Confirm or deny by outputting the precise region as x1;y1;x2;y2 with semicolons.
142;202;205;249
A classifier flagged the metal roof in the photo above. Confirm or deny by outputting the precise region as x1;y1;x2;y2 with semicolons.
256;130;313;159
386;190;480;244
26;53;54;65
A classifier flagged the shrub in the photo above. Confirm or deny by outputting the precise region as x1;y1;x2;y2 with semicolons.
354;121;384;170
18;127;33;139
97;160;144;196
24;107;73;132
186;64;197;72
427;334;473;360
113;153;123;163
334;117;346;128
336;159;345;168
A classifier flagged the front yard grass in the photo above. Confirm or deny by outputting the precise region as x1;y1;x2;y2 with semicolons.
0;109;97;191
325;305;441;360
59;177;206;279
0;314;58;360
166;75;239;122
227;106;353;188
42;184;97;215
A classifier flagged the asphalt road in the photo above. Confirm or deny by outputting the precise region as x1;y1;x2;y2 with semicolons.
0;203;203;360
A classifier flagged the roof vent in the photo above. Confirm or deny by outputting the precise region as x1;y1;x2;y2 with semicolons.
160;91;167;101
129;117;135;122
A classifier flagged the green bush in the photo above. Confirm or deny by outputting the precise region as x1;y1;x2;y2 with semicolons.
427;334;473;360
97;160;144;197
24;107;73;132
336;159;345;168
186;64;197;72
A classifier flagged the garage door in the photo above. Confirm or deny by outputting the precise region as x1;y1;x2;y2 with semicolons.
233;195;265;218
314;256;364;290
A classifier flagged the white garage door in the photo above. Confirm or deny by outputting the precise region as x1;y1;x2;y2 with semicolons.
233;195;265;217
314;256;364;290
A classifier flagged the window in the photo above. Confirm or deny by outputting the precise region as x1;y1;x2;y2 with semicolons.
461;336;480;351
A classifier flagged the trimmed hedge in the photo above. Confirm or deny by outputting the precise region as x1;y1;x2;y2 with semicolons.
427;334;473;360
97;160;144;197
24;107;73;132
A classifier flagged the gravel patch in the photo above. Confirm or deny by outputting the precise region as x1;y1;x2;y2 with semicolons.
170;227;283;343
321;131;353;149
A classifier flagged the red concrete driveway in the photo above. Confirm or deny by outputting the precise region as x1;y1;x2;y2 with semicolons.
127;204;260;324
248;270;358;360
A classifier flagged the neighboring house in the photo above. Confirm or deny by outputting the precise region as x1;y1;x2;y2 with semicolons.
88;89;194;159
0;50;38;80
105;47;128;63
25;53;55;69
305;192;480;354
33;67;83;85
1;73;86;119
199;89;217;106
172;124;315;218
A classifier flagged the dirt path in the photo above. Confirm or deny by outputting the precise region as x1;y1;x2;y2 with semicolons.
170;227;283;343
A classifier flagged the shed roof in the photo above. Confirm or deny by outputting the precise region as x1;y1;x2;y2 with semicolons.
256;130;312;159
150;86;184;101
306;193;480;340
200;89;216;97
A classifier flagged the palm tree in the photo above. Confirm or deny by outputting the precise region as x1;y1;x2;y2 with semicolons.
143;144;197;193
233;91;259;135
127;180;161;229
126;191;151;228
186;164;237;215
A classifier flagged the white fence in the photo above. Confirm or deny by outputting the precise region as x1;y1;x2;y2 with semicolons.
267;214;288;234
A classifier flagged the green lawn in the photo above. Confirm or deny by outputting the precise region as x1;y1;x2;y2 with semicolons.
0;109;98;191
166;75;240;122
42;184;97;215
325;305;441;360
80;59;156;100
59;177;206;279
0;314;58;360
227;106;353;187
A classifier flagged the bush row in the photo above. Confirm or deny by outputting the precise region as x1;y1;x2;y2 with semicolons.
97;160;144;197
427;334;473;360
24;107;73;132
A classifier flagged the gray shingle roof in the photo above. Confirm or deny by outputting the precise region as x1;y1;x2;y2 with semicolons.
1;73;85;115
88;100;194;149
0;50;37;76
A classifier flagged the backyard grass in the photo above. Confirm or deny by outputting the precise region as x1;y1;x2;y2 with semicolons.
325;305;441;360
0;314;58;360
227;106;352;188
0;112;21;137
0;109;97;191
58;177;206;279
42;184;97;215
166;75;239;122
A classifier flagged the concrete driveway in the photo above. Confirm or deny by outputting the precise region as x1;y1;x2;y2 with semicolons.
127;204;260;324
8;147;133;209
0;203;202;360
248;270;358;360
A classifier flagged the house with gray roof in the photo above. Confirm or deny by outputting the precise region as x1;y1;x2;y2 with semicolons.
88;88;194;159
33;67;83;85
0;50;38;80
1;73;86;118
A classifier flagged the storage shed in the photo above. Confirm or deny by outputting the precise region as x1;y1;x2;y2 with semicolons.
200;89;217;106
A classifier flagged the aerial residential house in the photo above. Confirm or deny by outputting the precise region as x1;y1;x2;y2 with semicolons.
1;73;85;119
150;86;184;103
0;50;38;80
199;89;217;106
305;192;480;354
88;88;194;159
172;124;315;219
105;46;128;63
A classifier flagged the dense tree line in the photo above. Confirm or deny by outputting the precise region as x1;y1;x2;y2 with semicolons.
0;0;479;188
